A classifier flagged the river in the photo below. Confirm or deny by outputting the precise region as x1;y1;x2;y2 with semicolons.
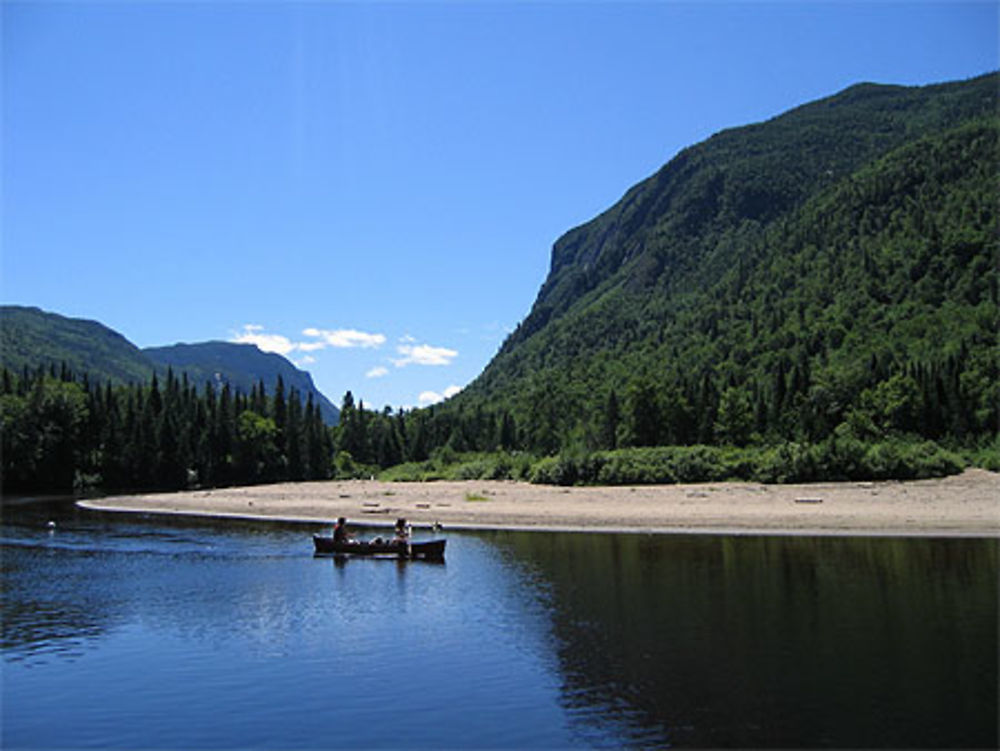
2;496;996;748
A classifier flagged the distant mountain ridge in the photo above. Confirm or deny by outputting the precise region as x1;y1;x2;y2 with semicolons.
145;341;339;424
0;306;339;424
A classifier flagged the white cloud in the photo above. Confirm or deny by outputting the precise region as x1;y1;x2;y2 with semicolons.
232;324;387;360
232;326;297;356
296;355;317;366
418;385;462;406
304;328;386;349
296;340;326;352
366;366;389;378
393;343;458;367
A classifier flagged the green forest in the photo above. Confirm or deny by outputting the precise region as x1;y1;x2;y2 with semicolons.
1;364;333;494
3;358;991;496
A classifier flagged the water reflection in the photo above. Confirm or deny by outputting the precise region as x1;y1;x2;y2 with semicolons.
1;498;317;665
2;545;122;663
488;531;999;749
2;596;109;663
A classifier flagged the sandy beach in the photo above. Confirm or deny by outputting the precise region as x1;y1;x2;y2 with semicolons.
78;468;999;537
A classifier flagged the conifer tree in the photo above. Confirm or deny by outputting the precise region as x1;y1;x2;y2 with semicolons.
273;376;287;442
601;389;620;450
286;386;304;480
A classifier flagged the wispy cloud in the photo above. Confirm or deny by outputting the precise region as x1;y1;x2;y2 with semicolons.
231;324;386;357
366;366;389;378
303;328;386;349
418;385;461;406
393;343;458;367
232;325;297;356
296;341;326;352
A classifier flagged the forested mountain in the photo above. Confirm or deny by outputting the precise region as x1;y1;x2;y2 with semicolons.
400;73;998;473
145;342;338;425
1;306;155;385
0;306;338;424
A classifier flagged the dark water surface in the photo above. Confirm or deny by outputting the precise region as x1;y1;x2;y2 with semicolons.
2;497;996;749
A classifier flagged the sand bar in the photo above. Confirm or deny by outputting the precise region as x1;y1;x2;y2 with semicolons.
78;469;1000;537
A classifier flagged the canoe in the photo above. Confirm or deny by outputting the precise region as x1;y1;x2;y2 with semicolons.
313;536;446;560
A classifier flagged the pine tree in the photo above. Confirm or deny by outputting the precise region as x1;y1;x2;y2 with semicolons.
273;376;287;442
601;389;620;450
286;386;304;481
715;387;753;446
498;410;517;451
623;379;660;448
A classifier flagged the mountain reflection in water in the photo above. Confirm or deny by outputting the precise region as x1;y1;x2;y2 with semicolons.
486;531;998;748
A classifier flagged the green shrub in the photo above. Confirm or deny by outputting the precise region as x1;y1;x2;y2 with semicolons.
451;458;492;480
673;446;725;483
378;460;441;482
974;450;1000;472
861;440;909;480
380;440;971;486
528;456;562;485
528;454;582;486
885;440;964;479
963;435;1000;472
525;438;968;486
333;451;378;480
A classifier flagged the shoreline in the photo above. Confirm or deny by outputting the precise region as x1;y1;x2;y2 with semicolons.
78;469;1000;538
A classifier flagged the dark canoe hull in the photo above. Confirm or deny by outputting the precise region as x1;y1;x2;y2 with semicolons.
313;536;446;560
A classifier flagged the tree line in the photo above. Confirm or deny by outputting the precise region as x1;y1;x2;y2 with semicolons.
339;347;995;468
1;352;995;496
1;364;333;494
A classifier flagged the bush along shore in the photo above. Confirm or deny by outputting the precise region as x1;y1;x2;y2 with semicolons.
371;438;993;487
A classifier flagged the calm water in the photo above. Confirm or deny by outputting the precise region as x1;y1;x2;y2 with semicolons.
2;497;997;749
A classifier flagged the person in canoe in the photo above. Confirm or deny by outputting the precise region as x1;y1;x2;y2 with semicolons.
393;518;411;546
332;517;354;544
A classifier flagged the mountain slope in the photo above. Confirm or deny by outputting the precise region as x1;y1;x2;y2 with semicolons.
0;306;155;384
144;342;339;425
444;73;998;452
507;73;996;348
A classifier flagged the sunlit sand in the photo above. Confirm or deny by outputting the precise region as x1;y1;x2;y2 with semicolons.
79;469;999;538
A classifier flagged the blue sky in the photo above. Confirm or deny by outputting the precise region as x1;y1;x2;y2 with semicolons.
3;1;996;411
